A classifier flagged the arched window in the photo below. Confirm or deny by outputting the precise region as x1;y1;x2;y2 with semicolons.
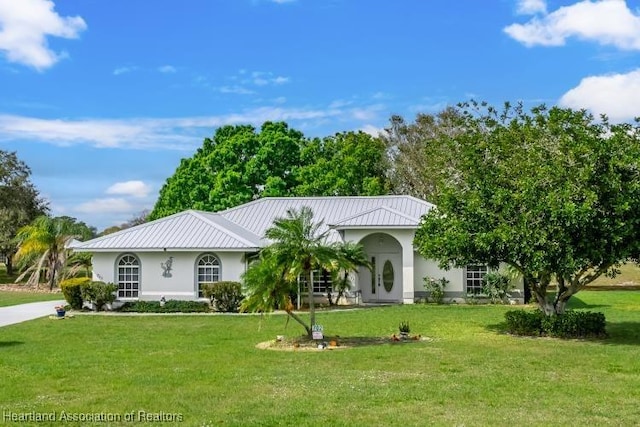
116;254;140;299
196;253;220;298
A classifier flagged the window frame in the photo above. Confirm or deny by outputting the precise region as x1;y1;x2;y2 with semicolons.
116;253;141;300
195;253;221;298
465;264;488;295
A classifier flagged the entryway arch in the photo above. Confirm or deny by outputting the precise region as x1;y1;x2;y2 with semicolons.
358;233;403;303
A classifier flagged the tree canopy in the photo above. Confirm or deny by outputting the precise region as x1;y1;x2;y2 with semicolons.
149;123;388;220
413;102;640;315
0;150;48;274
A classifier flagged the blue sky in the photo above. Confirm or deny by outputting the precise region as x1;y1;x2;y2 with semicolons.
1;0;639;231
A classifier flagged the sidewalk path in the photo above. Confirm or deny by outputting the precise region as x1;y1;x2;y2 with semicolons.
0;300;66;327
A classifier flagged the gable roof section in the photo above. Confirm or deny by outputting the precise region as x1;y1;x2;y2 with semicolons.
74;210;262;252
219;195;433;237
328;205;420;229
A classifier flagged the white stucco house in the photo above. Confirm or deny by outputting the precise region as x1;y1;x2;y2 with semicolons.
73;196;524;304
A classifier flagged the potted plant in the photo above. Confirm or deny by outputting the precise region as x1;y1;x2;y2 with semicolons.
399;320;410;338
55;305;66;318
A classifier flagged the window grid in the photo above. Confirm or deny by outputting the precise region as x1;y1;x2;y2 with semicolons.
299;270;332;294
466;265;488;295
197;254;220;298
117;255;139;299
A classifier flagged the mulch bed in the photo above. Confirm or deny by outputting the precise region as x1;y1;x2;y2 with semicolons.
256;335;432;351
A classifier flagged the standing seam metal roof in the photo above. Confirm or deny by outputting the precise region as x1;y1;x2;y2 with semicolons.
74;196;433;251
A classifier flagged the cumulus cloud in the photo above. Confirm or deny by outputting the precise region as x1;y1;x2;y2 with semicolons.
0;0;86;70
218;85;256;95
76;198;134;214
359;124;383;137
516;0;547;15
559;68;640;122
505;0;640;49
106;181;151;198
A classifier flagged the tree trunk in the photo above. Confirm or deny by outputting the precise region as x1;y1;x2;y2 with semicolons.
5;253;13;276
306;269;316;337
285;309;311;336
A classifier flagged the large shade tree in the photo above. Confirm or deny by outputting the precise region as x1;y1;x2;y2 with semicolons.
414;102;640;315
149;122;306;220
14;216;95;289
242;207;369;336
149;124;389;221
0;150;48;275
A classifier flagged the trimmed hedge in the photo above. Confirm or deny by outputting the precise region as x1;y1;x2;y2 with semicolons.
118;300;210;313
504;309;606;338
60;277;91;310
201;281;243;312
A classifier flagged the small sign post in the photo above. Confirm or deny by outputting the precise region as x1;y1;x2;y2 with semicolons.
312;324;324;340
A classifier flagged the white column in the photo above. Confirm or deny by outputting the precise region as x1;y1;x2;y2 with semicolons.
402;239;415;304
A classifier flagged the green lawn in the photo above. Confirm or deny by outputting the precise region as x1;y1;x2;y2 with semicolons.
0;291;639;426
0;291;63;307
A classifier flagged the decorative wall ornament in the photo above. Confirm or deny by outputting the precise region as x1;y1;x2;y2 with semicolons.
161;256;174;278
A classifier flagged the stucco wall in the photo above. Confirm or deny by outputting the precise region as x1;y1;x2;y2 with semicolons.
91;251;247;301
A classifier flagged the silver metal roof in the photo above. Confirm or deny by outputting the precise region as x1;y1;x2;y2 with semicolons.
75;196;433;252
74;210;262;252
220;195;433;236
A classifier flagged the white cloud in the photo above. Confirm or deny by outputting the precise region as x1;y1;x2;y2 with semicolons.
0;0;86;70
113;66;137;76
516;0;547;15
559;68;640;122
0;104;357;150
359;124;383;137
219;85;256;95
250;71;290;86
505;0;640;49
158;65;176;73
106;181;151;198
76;198;133;214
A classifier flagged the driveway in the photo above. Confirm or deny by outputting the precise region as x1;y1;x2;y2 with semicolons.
0;300;66;327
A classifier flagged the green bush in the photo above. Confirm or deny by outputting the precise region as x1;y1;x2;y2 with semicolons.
423;276;448;304
60;277;90;310
81;281;117;311
504;310;544;336
118;300;210;313
202;281;243;312
481;272;513;304
505;310;606;338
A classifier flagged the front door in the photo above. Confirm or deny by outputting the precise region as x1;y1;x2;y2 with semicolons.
361;252;402;302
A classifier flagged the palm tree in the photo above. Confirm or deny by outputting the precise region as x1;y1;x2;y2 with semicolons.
243;206;347;336
241;254;311;333
330;241;371;305
14;216;88;290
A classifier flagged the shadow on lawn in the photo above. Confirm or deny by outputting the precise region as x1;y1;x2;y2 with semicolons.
0;341;23;348
566;296;610;310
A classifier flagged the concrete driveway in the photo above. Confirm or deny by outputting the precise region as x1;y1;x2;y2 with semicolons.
0;300;66;327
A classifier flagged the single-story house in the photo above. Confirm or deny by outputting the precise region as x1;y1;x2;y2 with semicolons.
73;196;524;304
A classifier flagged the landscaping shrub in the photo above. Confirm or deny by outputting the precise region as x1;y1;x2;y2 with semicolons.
60;277;90;310
481;272;513;304
81;281;117;311
118;300;210;313
504;310;544;336
423;276;448;304
202;281;243;312
505;309;606;338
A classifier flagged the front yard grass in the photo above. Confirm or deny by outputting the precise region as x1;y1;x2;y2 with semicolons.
0;290;639;426
0;290;63;307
